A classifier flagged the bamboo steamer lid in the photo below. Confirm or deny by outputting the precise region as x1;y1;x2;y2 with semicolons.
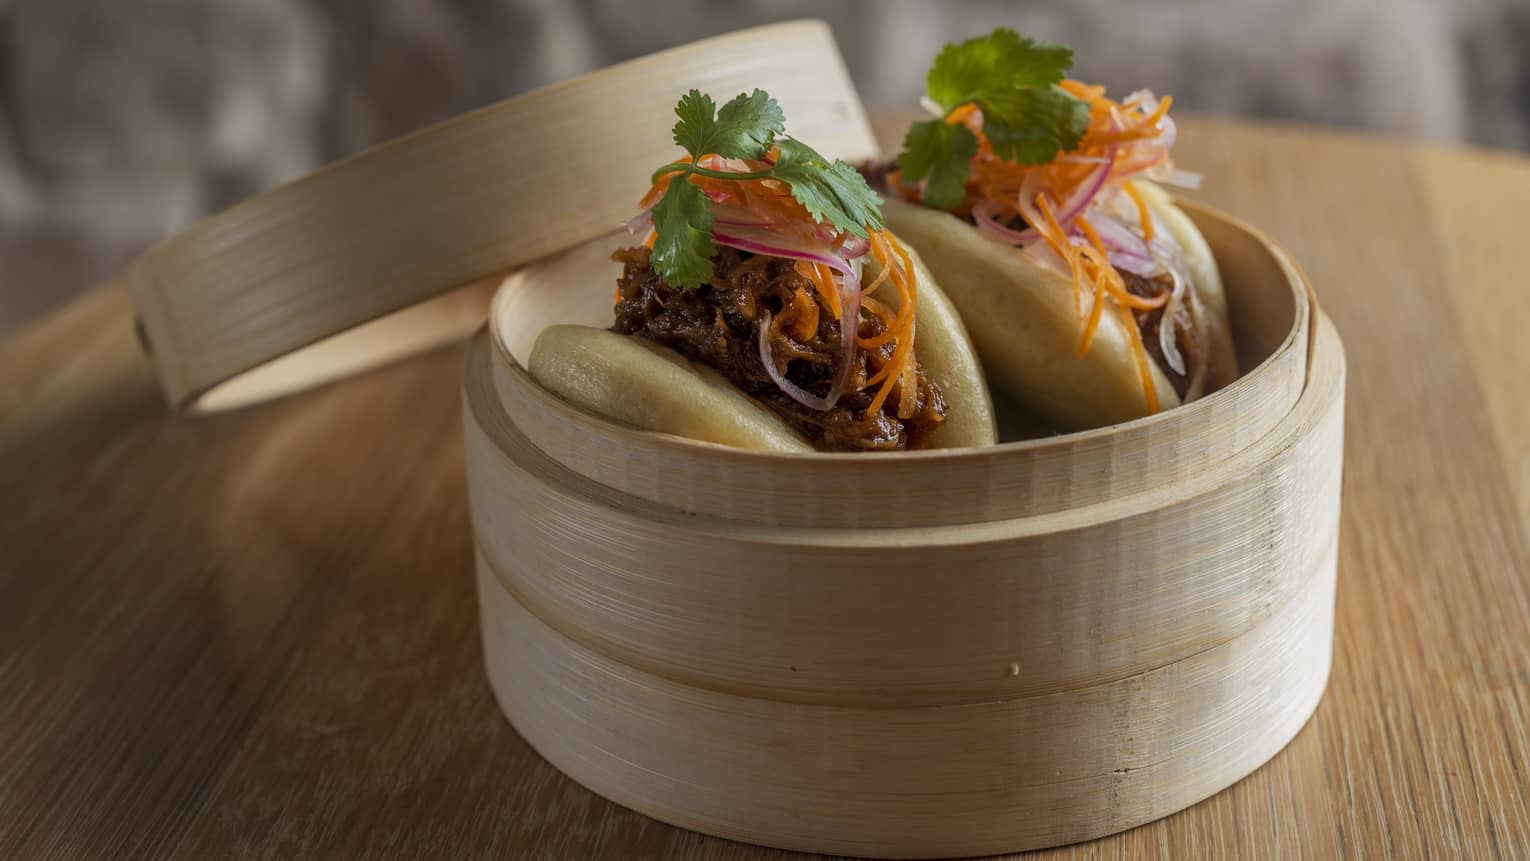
125;20;877;410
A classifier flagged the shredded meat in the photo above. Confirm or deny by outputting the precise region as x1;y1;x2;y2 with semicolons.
611;246;946;451
1120;270;1198;398
860;160;1206;397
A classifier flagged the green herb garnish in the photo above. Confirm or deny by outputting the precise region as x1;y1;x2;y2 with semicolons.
897;28;1091;210
647;89;884;289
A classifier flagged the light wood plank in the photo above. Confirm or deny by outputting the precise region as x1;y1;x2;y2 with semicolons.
1412;145;1530;535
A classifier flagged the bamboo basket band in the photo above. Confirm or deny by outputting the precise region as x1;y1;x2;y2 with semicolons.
477;548;1335;857
484;548;1333;783
125;20;877;409
468;320;1341;545
462;316;1345;706
474;533;1341;708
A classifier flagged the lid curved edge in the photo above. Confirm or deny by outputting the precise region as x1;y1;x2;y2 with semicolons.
128;19;877;410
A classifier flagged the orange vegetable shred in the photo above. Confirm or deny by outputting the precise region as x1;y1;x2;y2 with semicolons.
897;78;1181;412
634;153;921;420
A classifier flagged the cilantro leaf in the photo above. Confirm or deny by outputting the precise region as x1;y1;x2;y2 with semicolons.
894;28;1091;209
979;85;1090;165
711;89;785;158
897;120;979;211
648;90;886;287
649;176;715;289
820;160;886;232
670;90;718;156
670;88;783;161
926;28;1073;112
771;138;884;238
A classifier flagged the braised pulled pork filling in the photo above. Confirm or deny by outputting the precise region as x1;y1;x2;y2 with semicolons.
611;245;946;451
1119;270;1199;399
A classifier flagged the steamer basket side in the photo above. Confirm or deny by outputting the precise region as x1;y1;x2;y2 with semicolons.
463;313;1344;706
474;529;1336;858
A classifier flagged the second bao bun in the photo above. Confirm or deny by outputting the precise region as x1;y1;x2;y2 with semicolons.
882;183;1239;431
528;238;998;452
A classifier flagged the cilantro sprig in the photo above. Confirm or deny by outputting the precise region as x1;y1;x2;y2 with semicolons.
646;88;884;289
897;28;1091;210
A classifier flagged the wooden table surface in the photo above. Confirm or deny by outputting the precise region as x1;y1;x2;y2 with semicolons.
3;116;1528;860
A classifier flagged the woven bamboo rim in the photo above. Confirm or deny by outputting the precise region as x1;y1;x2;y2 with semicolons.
125;20;876;410
487;203;1312;528
467;313;1346;855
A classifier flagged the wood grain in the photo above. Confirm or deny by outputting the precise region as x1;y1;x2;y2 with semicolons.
1;116;1527;859
1412;146;1530;537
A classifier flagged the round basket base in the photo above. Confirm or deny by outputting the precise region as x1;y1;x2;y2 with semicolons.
476;544;1333;858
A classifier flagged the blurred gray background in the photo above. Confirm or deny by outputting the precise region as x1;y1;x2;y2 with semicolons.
1;0;1527;335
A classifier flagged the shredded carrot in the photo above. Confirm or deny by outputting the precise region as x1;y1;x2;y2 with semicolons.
814;263;840;311
1074;215;1107;257
861;254;893;299
632;150;928;422
1122;180;1154;241
892;229;921;419
794;260;841;319
860;234;896;348
865;232;919;418
1068;248;1084;316
924;78;1181;412
857;238;905;349
858;315;898;349
1078;214;1168;312
861;295;898;331
1141;95;1172;130
1118;299;1160;413
865;234;915;382
1075;253;1107;356
1032;194;1072;261
947;102;980;125
1060;80;1107;102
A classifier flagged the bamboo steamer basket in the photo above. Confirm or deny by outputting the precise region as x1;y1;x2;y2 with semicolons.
468;210;1344;857
123;19;1346;859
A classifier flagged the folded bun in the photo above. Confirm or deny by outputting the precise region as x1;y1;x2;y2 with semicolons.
883;196;1178;430
528;242;997;453
529;324;813;453
876;245;997;449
